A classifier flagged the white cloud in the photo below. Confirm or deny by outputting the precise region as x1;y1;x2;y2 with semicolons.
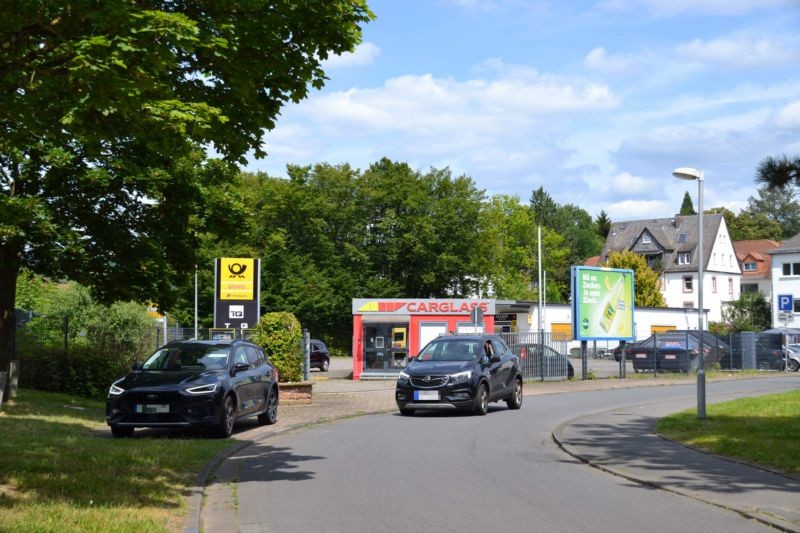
776;100;800;129
676;36;798;69
606;199;670;220
322;42;381;69
597;0;792;16
583;47;636;73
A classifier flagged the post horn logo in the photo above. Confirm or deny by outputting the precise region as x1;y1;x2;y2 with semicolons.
227;263;248;278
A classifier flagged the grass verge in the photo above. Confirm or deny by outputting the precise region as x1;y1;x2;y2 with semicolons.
0;389;232;532
658;389;800;476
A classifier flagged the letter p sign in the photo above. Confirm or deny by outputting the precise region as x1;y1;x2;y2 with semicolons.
779;294;793;312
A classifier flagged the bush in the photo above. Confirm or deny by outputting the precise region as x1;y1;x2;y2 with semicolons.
250;312;303;382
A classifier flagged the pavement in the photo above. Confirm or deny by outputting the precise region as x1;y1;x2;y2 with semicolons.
188;359;800;533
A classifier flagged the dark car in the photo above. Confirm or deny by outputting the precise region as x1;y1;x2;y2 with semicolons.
514;343;574;379
310;339;330;372
106;339;279;438
630;331;727;372
755;336;786;370
395;334;523;416
612;341;643;362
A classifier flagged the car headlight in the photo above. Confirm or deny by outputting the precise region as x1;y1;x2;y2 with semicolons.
449;370;472;385
397;371;410;384
185;383;218;395
109;379;125;397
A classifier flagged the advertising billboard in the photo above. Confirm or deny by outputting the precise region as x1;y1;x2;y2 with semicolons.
571;266;635;341
214;258;260;329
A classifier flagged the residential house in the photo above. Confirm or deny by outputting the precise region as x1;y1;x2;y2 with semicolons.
600;214;741;323
733;239;780;301
768;233;800;328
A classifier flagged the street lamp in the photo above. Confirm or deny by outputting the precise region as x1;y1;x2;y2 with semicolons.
672;167;706;419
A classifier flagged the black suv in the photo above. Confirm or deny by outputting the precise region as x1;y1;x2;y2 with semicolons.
395;334;523;416
310;339;330;372
106;339;279;438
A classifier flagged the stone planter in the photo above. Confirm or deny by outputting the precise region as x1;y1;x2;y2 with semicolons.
279;381;313;405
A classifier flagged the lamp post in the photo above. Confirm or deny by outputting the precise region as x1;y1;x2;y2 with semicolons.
672;167;706;419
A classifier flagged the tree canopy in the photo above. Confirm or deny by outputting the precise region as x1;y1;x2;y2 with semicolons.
679;191;696;215
0;1;373;367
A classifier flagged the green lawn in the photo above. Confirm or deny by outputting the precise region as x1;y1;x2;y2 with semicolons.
0;390;232;532
658;389;800;476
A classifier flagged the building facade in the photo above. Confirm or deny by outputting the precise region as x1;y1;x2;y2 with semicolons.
601;214;741;323
769;234;800;328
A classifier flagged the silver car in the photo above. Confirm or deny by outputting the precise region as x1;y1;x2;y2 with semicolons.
784;344;800;372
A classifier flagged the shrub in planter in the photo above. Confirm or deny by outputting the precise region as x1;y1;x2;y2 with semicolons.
251;312;303;382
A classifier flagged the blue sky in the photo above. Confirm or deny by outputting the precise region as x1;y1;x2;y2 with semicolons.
245;0;800;221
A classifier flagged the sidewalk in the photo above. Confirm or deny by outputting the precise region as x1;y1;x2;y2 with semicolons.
188;369;800;533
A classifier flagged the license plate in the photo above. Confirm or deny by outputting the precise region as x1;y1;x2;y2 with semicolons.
636;353;646;359
135;404;169;414
665;355;676;360
414;390;439;401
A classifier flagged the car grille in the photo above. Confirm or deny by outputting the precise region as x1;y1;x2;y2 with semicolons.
124;391;183;404
410;375;448;388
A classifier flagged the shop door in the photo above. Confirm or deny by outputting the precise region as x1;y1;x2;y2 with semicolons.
364;324;389;370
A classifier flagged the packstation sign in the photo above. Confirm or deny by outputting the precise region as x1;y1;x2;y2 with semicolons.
214;258;260;329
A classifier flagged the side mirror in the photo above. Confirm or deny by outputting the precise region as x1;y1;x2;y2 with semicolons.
489;354;501;364
233;362;250;374
131;362;143;371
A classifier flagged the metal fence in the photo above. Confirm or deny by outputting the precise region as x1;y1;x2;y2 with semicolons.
499;331;570;381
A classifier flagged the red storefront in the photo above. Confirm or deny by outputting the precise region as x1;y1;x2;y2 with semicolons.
351;298;496;380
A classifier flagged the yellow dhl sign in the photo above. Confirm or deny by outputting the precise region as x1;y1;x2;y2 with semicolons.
220;258;256;300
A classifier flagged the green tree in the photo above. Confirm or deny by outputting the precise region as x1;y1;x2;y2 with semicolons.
755;154;800;189
718;292;771;332
595;210;611;239
603;251;666;308
529;186;559;227
743;185;800;239
0;2;373;368
478;195;568;301
680;192;696;215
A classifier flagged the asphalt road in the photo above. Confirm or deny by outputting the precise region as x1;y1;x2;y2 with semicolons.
226;378;797;532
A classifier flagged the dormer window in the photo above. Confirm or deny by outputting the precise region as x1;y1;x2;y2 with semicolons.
743;262;757;272
642;234;651;244
678;252;691;265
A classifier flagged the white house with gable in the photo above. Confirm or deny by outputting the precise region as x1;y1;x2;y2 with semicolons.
768;233;800;328
600;213;741;323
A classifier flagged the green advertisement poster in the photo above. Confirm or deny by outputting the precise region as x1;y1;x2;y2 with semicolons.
572;267;635;341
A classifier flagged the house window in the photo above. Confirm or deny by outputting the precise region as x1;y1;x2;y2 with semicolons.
642;234;651;244
783;262;800;276
678;252;691;265
683;276;693;292
743;262;757;271
712;276;717;293
741;283;759;294
728;277;733;294
795;300;800;313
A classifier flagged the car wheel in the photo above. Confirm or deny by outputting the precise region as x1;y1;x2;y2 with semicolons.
788;359;800;372
399;407;414;416
756;360;772;371
110;425;134;438
505;378;523;410
474;383;489;416
321;358;330;372
258;388;279;425
212;395;236;438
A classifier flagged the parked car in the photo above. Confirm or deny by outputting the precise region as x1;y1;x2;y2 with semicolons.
513;343;574;379
784;344;800;372
612;341;645;362
753;335;786;370
310;339;330;372
106;339;279;438
395;334;523;416
629;331;727;373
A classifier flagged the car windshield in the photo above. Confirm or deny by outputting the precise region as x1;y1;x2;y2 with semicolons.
142;344;230;371
416;339;481;362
